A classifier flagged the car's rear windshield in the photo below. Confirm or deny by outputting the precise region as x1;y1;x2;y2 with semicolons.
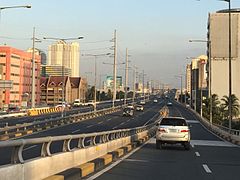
160;118;187;126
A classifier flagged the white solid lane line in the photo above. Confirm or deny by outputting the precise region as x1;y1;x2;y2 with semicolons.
195;152;200;157
98;121;103;124
86;138;149;180
87;124;94;128
106;118;112;121
191;140;238;147
202;164;212;173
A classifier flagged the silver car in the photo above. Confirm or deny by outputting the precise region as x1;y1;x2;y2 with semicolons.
156;117;190;150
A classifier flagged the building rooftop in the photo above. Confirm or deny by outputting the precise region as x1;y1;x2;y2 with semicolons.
217;8;240;13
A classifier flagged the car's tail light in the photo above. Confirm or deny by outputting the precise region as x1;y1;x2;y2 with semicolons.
180;129;189;132
158;128;166;132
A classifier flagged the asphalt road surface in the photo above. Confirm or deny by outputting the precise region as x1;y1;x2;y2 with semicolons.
0;98;164;166
88;101;240;180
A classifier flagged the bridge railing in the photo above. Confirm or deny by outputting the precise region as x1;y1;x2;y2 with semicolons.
180;103;240;144
0;122;157;180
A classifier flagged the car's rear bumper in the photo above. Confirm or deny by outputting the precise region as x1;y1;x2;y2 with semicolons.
156;135;190;142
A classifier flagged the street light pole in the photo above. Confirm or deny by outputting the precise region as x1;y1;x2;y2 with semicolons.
43;36;84;117
225;0;232;131
83;53;110;111
124;48;129;105
132;66;137;104
112;30;117;108
31;27;36;108
0;5;31;24
188;40;212;121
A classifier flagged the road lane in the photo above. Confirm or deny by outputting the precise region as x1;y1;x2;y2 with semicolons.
92;101;240;180
0;99;164;166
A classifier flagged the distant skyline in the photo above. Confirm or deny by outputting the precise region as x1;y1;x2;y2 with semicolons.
0;0;240;88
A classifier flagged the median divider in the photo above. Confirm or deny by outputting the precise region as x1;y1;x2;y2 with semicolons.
27;107;62;116
0;106;123;140
44;132;153;180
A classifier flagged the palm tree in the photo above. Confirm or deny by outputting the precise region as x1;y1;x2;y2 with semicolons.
202;94;221;123
221;94;240;119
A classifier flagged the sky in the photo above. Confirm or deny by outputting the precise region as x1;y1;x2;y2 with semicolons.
0;0;240;88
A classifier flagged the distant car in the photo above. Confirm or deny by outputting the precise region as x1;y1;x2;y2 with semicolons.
127;104;134;110
140;100;146;105
56;102;71;109
122;107;134;116
186;104;190;108
156;117;191;150
7;106;20;113
73;99;81;107
136;105;144;111
153;99;158;103
167;102;172;106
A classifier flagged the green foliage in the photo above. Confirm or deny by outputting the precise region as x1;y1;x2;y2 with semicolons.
202;94;240;127
221;94;240;119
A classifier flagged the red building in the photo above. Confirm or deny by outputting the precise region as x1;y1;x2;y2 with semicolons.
0;46;41;109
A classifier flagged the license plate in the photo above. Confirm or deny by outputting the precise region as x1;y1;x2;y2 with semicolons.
169;129;178;132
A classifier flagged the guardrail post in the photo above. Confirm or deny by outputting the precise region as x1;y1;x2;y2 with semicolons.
63;136;72;152
77;137;85;148
41;139;52;157
11;144;24;164
10;139;26;164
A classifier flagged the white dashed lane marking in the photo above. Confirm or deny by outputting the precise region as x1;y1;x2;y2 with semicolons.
87;124;94;128
190;140;237;147
23;145;38;151
186;120;200;124
72;129;81;133
195;152;200;157
202;164;212;173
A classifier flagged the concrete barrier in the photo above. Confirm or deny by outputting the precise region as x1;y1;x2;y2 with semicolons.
176;101;240;145
44;132;153;180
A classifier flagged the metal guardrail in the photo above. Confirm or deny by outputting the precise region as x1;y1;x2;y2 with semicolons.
0;123;157;165
213;123;240;136
178;104;240;145
0;112;27;119
0;106;123;140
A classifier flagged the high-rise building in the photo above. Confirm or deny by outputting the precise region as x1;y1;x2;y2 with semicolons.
190;55;208;112
0;46;41;109
208;9;240;100
185;63;191;94
48;41;80;77
41;65;72;77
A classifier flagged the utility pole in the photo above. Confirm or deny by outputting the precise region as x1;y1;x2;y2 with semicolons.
142;70;145;100
124;48;129;105
180;75;183;103
112;30;117;107
132;66;137;104
31;27;36;108
94;56;97;111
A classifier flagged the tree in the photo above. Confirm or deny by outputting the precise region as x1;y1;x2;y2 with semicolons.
116;91;124;99
221;94;240;119
87;86;95;100
202;94;222;123
107;89;112;100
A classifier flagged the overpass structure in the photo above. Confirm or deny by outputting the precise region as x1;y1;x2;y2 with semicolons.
0;99;239;180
